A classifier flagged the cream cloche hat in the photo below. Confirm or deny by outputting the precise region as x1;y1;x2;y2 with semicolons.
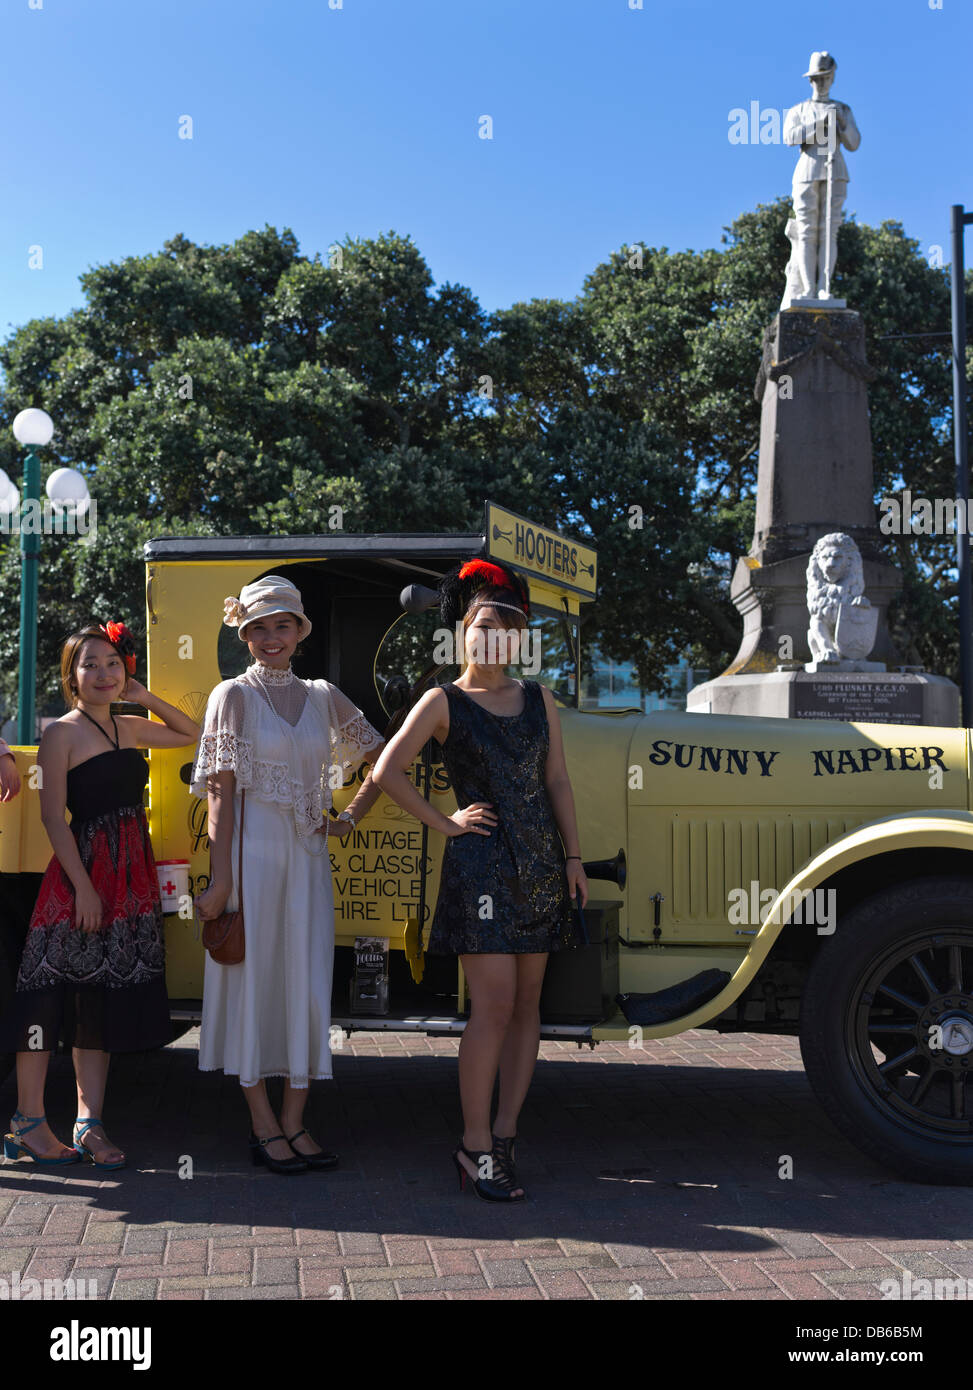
223;574;312;642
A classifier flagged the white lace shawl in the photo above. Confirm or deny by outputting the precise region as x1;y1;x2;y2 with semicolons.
190;667;385;851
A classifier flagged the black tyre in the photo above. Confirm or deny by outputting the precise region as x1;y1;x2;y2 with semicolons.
800;876;973;1185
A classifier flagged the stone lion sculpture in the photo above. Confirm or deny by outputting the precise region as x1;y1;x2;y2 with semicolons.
806;531;874;663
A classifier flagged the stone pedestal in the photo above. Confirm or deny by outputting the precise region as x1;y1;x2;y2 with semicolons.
687;306;960;726
790;297;847;309
727;549;903;675
687;669;959;726
729;308;903;672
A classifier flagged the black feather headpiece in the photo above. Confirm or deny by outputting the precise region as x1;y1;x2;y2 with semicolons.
439;555;530;628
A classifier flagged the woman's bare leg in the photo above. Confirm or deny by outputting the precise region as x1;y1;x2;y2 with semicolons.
280;1080;323;1154
457;954;516;1175
74;1048;124;1163
9;1051;74;1159
494;952;548;1141
241;1079;293;1161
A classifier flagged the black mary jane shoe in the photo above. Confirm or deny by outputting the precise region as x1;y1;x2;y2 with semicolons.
452;1142;526;1202
285;1129;339;1170
249;1130;308;1175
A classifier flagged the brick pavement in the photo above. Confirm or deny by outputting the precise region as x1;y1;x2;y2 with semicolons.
1;1027;970;1301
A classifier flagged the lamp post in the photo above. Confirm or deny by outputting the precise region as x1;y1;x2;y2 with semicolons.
9;410;91;745
12;409;53;745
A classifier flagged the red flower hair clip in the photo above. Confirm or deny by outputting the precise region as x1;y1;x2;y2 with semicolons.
100;620;137;676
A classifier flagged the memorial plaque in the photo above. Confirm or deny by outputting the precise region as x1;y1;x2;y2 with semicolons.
792;677;924;724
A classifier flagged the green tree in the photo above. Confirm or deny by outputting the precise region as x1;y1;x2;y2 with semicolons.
0;209;968;726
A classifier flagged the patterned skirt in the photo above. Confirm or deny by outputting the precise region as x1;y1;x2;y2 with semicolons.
0;804;171;1053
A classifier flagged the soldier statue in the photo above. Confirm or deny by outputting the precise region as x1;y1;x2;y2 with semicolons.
781;51;860;307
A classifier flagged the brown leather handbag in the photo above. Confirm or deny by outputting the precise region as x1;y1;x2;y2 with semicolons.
201;791;245;964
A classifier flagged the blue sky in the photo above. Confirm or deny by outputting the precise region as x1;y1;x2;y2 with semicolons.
1;0;970;338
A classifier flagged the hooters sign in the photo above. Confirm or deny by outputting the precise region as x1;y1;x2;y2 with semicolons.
484;501;597;600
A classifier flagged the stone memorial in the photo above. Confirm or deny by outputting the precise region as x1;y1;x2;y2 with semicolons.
688;51;959;728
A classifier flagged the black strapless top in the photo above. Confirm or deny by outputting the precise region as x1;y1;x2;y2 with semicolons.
66;748;148;825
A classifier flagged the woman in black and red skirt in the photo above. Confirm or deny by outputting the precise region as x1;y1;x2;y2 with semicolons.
0;623;199;1168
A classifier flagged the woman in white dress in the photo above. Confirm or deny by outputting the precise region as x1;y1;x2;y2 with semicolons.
192;576;385;1174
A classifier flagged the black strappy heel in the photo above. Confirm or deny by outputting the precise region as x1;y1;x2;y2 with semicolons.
490;1133;526;1200
452;1141;526;1202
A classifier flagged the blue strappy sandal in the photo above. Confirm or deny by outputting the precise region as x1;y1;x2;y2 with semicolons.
3;1112;81;1165
73;1117;126;1170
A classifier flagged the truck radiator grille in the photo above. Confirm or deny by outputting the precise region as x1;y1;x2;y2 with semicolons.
671;814;859;923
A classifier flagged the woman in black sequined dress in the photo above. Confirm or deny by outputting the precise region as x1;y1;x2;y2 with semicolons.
374;558;588;1201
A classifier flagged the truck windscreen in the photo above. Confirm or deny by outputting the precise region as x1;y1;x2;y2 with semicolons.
373;608;578;717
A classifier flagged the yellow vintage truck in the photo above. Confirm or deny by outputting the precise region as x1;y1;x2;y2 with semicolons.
1;500;972;1185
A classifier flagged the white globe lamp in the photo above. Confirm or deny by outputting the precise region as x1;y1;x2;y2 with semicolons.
12;408;55;448
46;466;91;519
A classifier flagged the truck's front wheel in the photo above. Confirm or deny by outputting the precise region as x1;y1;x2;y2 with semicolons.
800;876;973;1185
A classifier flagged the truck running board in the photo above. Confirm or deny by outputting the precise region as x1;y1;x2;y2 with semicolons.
169;1007;595;1043
329;1015;596;1042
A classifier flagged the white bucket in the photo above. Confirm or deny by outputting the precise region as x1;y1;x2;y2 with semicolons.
156;859;190;915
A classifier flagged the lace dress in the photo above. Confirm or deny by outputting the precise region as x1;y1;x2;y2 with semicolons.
0;743;170;1053
190;662;384;1086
